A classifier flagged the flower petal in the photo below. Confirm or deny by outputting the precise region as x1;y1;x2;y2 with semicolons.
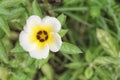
19;31;37;52
24;15;42;32
29;45;49;59
48;33;62;52
42;16;61;32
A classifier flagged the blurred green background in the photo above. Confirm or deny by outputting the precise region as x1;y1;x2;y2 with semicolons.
0;0;120;80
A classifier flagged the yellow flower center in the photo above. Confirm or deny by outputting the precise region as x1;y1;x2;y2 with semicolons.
30;24;54;48
36;30;48;42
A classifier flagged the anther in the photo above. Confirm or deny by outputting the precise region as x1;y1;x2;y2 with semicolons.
37;31;42;34
43;31;47;35
45;35;48;40
36;35;40;39
40;39;45;42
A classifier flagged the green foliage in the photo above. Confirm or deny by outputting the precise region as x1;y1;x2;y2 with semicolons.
0;28;5;39
85;67;93;79
35;58;49;68
11;41;25;53
54;7;88;12
60;42;82;54
41;64;54;80
57;14;67;26
0;66;9;80
0;41;8;63
65;62;81;69
89;6;101;18
97;29;119;57
0;0;24;8
58;29;68;37
94;56;120;65
32;0;43;17
0;16;10;36
7;8;25;20
10;70;31;80
85;50;94;62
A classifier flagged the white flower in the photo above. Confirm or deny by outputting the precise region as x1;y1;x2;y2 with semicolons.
19;15;62;59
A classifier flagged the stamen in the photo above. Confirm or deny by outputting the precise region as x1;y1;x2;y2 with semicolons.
37;31;42;34
36;30;48;42
45;35;48;40
43;31;47;35
40;39;45;42
36;35;40;39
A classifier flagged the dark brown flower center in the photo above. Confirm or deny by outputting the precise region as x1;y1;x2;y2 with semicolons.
36;30;48;42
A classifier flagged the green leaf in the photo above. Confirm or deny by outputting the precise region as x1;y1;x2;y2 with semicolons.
25;56;35;67
11;42;25;53
57;14;67;26
54;7;88;12
2;37;13;51
85;50;94;62
35;58;49;68
95;67;112;80
85;67;93;79
0;0;24;8
41;63;54;80
63;0;84;5
58;29;68;37
91;76;99;80
8;8;25;20
60;42;82;54
39;77;48;80
63;12;91;26
70;70;82;80
32;0;42;17
65;62;82;69
94;56;120;65
0;41;8;63
9;59;20;68
10;70;31;80
0;8;10;15
0;16;10;36
0;7;25;20
58;71;71;80
0;28;5;39
0;66;9;80
89;6;101;18
96;29;119;57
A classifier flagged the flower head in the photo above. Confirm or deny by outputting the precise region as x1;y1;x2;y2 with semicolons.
19;15;62;59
